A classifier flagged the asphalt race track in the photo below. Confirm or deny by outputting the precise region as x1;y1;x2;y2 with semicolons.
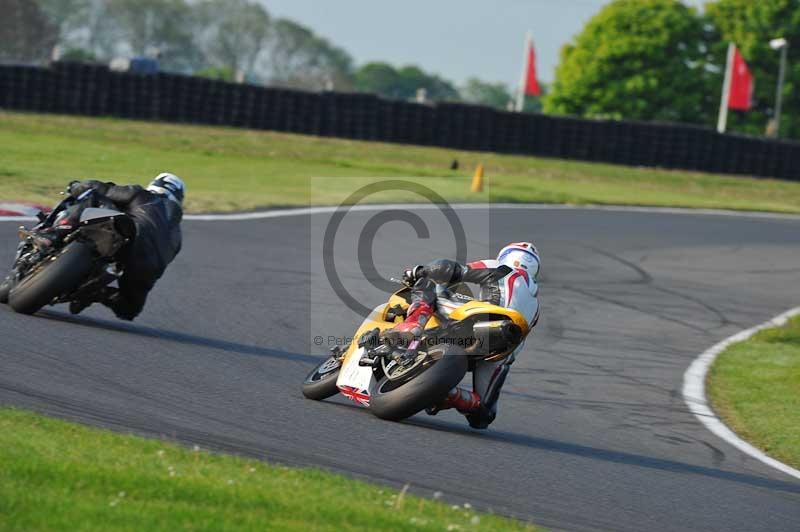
2;207;800;531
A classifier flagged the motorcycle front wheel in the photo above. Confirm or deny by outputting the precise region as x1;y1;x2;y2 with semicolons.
9;241;94;315
302;356;342;400
370;344;468;421
0;275;14;304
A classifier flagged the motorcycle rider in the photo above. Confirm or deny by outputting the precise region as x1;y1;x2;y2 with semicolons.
0;173;185;320
384;242;540;429
66;173;185;320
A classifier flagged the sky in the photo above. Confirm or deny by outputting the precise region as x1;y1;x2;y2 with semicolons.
260;0;706;89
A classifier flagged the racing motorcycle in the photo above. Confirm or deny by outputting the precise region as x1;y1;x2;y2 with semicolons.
302;280;530;422
0;188;136;315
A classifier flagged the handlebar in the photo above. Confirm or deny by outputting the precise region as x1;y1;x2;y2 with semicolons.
37;188;96;230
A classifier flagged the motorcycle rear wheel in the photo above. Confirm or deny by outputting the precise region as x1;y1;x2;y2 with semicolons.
9;242;94;315
370;345;468;421
302;356;342;400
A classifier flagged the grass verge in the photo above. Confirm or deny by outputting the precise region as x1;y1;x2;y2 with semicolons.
2;111;800;213
707;315;800;469
0;408;535;531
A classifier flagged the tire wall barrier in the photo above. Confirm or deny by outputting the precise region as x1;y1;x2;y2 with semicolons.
2;62;799;180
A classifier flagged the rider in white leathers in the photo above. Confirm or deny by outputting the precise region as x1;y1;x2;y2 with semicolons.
385;242;540;429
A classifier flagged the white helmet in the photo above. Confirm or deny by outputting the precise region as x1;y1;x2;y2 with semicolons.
497;242;540;278
147;173;186;206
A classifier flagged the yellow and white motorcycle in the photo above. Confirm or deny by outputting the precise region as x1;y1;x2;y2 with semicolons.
302;281;530;421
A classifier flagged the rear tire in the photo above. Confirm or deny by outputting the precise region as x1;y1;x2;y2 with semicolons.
302;356;342;401
370;345;468;422
9;242;94;315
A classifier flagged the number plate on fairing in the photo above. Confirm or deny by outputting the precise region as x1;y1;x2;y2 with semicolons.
336;347;377;406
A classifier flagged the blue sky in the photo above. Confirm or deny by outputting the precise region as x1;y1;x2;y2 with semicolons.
260;0;706;87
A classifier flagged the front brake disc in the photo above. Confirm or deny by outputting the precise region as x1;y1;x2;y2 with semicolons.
382;351;429;382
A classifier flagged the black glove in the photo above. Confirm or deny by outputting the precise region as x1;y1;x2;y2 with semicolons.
67;180;82;197
402;265;425;287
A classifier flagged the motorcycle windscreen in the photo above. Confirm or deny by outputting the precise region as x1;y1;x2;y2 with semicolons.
79;207;124;223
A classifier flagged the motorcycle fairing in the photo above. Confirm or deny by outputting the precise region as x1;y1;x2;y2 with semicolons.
335;304;390;405
338;384;371;406
79;207;125;224
337;347;375;406
334;288;529;407
448;300;529;336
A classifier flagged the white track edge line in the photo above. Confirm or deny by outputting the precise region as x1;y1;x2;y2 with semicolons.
682;307;800;481
4;202;800;223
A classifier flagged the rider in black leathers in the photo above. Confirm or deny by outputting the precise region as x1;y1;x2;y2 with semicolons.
65;173;185;320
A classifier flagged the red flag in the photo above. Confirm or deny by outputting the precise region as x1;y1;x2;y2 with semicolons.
523;43;541;97
728;46;753;111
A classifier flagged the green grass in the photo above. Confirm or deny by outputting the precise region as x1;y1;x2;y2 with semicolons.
707;315;800;469
2;111;800;213
0;408;536;531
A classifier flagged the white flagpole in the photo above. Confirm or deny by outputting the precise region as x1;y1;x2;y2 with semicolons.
717;42;735;133
516;32;532;112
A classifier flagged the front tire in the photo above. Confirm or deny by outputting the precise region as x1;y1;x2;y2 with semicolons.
9;242;94;315
370;345;468;421
0;275;14;304
302;356;342;400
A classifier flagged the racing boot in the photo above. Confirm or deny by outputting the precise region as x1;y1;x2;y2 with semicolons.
465;405;496;430
104;289;139;321
464;363;510;429
425;387;482;415
69;286;117;316
383;301;433;346
69;299;92;315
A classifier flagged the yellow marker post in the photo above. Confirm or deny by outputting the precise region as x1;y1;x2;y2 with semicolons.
471;164;484;193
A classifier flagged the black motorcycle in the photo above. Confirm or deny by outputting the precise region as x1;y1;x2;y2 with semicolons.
0;188;136;315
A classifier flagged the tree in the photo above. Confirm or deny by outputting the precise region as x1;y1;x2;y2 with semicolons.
354;62;459;101
460;78;513;109
37;0;87;39
103;0;204;72
195;65;236;82
0;0;58;62
39;0;205;70
544;0;714;124
396;65;459;101
264;18;354;90
355;62;403;98
706;0;800;138
38;0;138;63
195;0;270;79
59;48;98;62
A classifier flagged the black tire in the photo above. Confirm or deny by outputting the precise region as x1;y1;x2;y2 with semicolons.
9;242;94;315
0;275;13;304
302;356;342;401
370;345;468;422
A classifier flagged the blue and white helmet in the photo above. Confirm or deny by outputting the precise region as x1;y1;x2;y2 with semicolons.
497;242;540;278
147;173;185;206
